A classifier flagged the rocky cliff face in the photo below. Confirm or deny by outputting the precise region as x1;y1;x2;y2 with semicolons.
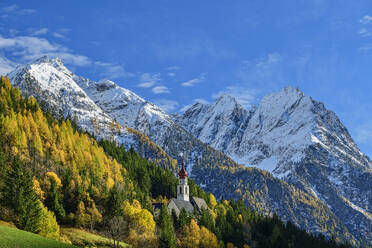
175;86;372;244
7;56;371;245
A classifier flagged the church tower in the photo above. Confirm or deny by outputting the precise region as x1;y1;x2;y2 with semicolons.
177;159;189;201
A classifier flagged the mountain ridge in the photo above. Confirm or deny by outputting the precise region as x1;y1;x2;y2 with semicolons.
176;86;372;244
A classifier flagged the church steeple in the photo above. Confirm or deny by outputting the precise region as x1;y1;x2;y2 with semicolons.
177;159;189;201
178;159;187;179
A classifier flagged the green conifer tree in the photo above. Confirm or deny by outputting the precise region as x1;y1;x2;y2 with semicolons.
44;177;66;222
2;155;43;232
158;205;176;248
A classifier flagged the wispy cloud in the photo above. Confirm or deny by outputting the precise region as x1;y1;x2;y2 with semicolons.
358;43;372;52
354;122;372;145
28;28;48;36
9;29;18;37
95;61;134;79
0;55;16;75
154;36;234;60
53;32;67;39
255;52;282;67
0;35;91;66
152;86;170;94
360;15;372;25
165;65;180;71
153;99;179;112
2;5;18;12
167;72;176;77
137;73;161;88
212;86;258;108
0;34;135;78
181;73;206;87
236;52;293;92
358;28;371;37
53;28;72;40
1;5;36;17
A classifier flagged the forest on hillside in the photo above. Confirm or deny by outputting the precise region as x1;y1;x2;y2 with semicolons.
0;75;353;248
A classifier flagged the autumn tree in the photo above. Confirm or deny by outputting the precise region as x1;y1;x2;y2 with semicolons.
44;174;66;222
105;216;128;248
180;219;200;248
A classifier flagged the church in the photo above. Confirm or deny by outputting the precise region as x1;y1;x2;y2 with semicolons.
167;160;208;216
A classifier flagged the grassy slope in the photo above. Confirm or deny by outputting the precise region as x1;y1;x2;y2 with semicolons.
0;225;76;248
0;220;129;248
61;228;129;247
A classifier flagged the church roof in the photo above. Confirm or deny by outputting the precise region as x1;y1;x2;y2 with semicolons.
169;198;194;213
191;197;208;211
178;159;187;179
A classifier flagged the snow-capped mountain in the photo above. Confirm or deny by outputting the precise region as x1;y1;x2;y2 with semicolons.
7;56;371;245
175;86;372;243
75;77;173;142
8;56;135;146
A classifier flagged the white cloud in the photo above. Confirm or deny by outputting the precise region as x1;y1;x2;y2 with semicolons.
0;35;91;66
236;52;292;93
358;28;371;37
137;73;161;88
153;99;179;112
53;32;67;39
165;65;180;71
167;72;176;77
1;5;36;17
54;53;91;66
0;56;16;75
194;98;209;104
358;44;372;52
154;36;234;60
212;86;257;108
354;123;372;145
0;35;136;80
255;53;282;68
152;86;170;94
360;15;372;25
94;61;134;79
181;73;206;87
2;5;18;12
59;28;71;34
9;29;18;37
28;28;48;36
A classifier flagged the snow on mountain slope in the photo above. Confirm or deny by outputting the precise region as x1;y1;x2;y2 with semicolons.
175;86;372;243
7;56;135;146
75;77;172;138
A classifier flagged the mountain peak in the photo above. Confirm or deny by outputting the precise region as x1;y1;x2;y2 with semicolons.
213;94;240;112
33;55;50;64
280;85;304;97
215;94;237;104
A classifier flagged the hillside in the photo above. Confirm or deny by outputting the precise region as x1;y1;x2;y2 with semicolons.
0;224;76;248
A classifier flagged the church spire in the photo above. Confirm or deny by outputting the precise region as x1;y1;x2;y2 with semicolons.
177;158;189;201
178;159;187;179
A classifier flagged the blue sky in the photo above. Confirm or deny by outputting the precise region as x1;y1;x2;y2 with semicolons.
1;0;372;157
